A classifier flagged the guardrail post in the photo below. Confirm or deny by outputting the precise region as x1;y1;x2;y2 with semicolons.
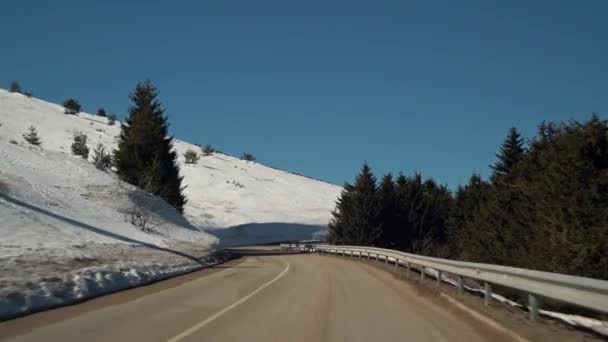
375;254;379;261
457;276;463;295
484;282;492;306
436;271;441;287
395;258;399;269
529;293;539;322
421;266;425;281
406;262;410;277
385;256;388;264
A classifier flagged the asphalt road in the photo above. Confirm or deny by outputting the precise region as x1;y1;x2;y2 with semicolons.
0;254;515;342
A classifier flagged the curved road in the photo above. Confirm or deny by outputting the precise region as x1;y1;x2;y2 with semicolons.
1;254;513;341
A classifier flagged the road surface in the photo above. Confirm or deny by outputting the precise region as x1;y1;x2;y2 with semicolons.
0;254;514;341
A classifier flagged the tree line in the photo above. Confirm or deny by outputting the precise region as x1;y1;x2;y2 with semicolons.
328;115;608;280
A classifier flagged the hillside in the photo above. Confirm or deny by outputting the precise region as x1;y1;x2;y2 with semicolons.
0;89;341;235
0;89;340;318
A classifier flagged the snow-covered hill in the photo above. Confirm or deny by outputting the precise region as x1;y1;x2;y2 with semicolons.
0;88;339;319
0;89;341;234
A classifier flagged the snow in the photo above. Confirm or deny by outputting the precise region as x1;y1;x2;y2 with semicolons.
422;268;608;337
0;89;340;319
0;89;342;236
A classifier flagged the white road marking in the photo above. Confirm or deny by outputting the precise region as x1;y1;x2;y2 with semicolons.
166;259;291;342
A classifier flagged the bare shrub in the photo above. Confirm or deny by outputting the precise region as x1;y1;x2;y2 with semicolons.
202;144;215;156
183;149;199;164
240;152;255;162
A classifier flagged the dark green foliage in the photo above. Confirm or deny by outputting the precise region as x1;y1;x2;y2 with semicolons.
9;81;22;93
328;163;383;246
183;149;199;164
63;99;82;115
447;174;492;259
23;90;32;98
377;173;398;248
97;108;107;117
114;81;187;213
329;164;453;256
23;125;41;146
71;131;89;159
203;144;215;156
92;141;112;170
107;114;117;126
491;127;525;183
241;153;256;162
395;174;452;256
331;116;608;280
454;116;608;280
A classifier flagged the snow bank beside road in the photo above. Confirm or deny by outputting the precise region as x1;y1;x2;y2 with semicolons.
0;244;227;320
0;122;218;320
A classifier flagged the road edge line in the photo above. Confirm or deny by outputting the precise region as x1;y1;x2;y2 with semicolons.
166;259;291;342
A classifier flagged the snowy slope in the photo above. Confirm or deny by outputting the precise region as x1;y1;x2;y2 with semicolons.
0;137;216;254
0;110;220;319
0;88;339;319
0;89;342;234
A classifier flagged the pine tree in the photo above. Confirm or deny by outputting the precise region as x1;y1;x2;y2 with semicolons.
391;173;452;256
63;99;82;115
114;81;187;213
328;184;354;244
9;81;22;93
97;108;107;117
448;173;492;259
71;131;90;159
328;163;383;246
107;114;117;126
511;116;608;279
23;125;41;146
241;153;256;162
92;141;112;170
392;173;412;250
491;127;525;182
377;173;397;248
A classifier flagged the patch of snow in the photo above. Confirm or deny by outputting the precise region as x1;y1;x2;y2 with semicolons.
422;267;608;337
0;244;226;320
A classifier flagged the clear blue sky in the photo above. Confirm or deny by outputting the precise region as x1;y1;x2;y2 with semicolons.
1;1;606;188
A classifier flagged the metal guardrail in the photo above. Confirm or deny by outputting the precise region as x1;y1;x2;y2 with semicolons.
280;243;608;321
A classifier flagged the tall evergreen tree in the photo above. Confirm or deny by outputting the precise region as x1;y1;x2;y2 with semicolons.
114;81;187;213
377;173;397;248
347;163;383;245
327;163;383;246
392;173;412;250
327;184;354;245
448;173;493;259
491;127;525;182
